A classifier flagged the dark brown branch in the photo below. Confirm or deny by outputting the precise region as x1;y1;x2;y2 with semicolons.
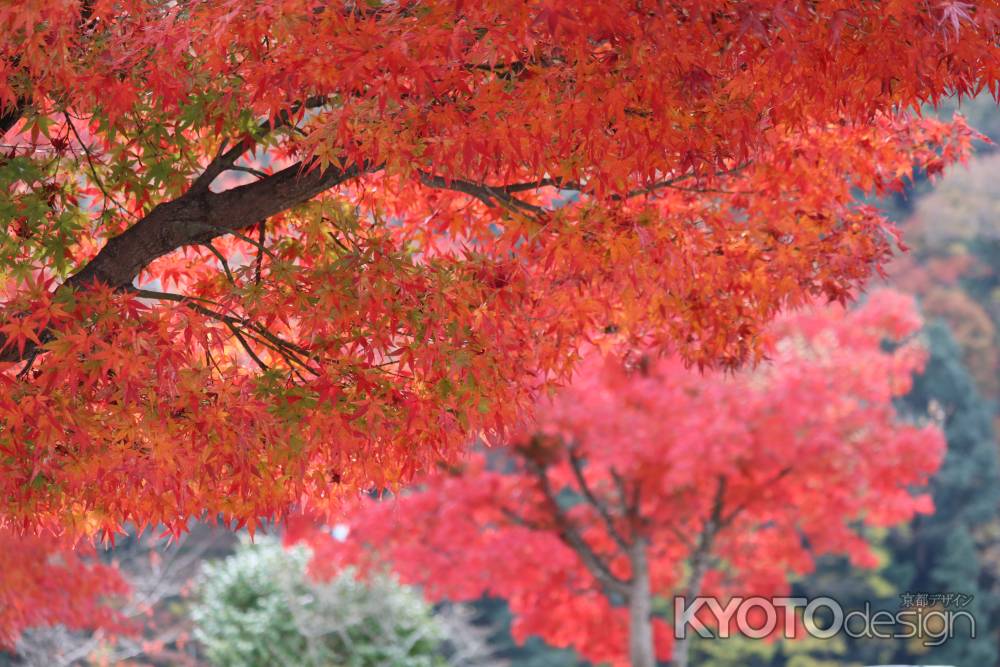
501;503;629;599
189;96;330;194
254;220;266;285
204;243;236;286
226;321;270;371
567;445;631;552
688;476;727;573
1;158;373;362
418;172;544;215
678;476;728;599
188;139;259;194
191;222;277;259
671;477;728;667
487;162;752;200
64;112;134;219
499;177;568;193
70;158;370;290
231;164;271;180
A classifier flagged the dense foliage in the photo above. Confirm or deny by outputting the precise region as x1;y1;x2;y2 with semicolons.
191;536;446;667
3;2;1000;662
0;1;995;537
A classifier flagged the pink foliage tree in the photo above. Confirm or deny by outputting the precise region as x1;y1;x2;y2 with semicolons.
292;291;945;667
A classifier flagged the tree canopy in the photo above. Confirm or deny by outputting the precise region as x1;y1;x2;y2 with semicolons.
1;1;997;535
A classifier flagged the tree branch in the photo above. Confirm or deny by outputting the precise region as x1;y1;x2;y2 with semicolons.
418;172;544;215
1;158;372;363
567;445;631;553
189;96;330;194
204;243;236;286
64;112;133;219
1;1;97;140
463;163;752;200
678;476;728;602
522;459;631;598
130;288;320;375
254;220;266;285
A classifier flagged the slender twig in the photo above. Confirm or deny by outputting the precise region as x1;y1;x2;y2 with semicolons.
230;164;271;180
226;321;270;371
192;223;277;259
63;112;137;220
459;162;753;200
130;288;320;375
418;172;544;215
204;243;236;286
16;351;38;380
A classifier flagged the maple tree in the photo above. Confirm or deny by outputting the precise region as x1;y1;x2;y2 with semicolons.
0;2;996;537
291;291;945;667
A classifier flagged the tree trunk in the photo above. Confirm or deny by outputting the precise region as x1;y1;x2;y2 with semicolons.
629;538;656;667
672;480;725;667
670;544;713;667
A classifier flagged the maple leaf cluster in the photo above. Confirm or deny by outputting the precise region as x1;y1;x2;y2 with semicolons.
291;291;945;665
0;1;993;537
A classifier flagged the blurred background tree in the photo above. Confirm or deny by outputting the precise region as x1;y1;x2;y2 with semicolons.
684;97;1000;667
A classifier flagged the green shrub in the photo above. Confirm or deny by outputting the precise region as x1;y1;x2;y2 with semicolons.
191;536;446;667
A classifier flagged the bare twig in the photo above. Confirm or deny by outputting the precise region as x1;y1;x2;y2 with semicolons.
204;242;237;286
63;112;136;220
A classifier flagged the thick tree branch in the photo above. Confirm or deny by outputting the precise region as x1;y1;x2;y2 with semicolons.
1;159;373;363
671;476;728;667
70;159;370;290
685;476;727;594
189;96;330;194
